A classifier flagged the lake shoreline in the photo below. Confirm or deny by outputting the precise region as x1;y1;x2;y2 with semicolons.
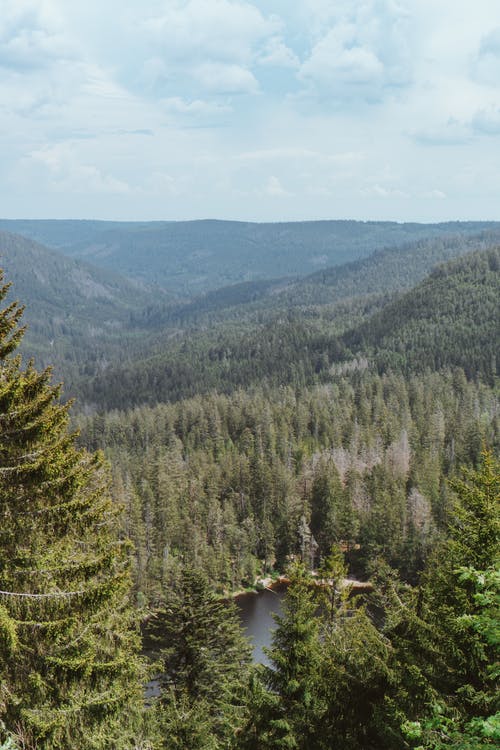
230;575;290;600
229;572;373;600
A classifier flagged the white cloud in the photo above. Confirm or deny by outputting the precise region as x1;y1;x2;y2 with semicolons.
161;96;232;117
125;1;279;99
140;56;169;90
299;27;384;89
361;183;409;199
142;0;277;64
422;189;447;199
195;62;259;95
144;171;186;197
2;1;500;222
473;26;500;84
238;147;321;162
237;147;364;167
410;119;472;146
297;0;412;101
0;0;72;70
471;106;500;135
26;143;131;194
479;26;500;56
263;175;290;196
257;36;299;68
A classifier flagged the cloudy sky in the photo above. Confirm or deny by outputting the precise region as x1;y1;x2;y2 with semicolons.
2;0;500;222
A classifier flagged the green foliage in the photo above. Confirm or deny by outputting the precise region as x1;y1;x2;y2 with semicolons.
394;453;500;750
277;231;500;309
5;218;492;295
239;555;394;750
344;248;500;382
153;693;220;750
4;226;498;414
241;454;498;750
447;452;500;570
0;230;173;393
76;369;497;600
71;246;500;411
0;271;146;749
403;708;500;749
402;562;500;749
314;552;393;749
420;452;499;708
0;219;498;750
239;563;324;750
0;606;18;656
152;567;251;748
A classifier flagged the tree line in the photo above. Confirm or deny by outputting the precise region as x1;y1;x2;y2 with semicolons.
0;253;497;749
75;367;497;601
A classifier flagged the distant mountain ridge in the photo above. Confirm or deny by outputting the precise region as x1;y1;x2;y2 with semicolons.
72;246;500;410
282;229;500;306
0;230;171;376
139;228;500;328
1;225;498;408
2;218;499;295
343;247;500;382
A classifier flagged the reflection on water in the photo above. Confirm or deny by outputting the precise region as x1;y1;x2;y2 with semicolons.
235;583;287;664
144;582;288;697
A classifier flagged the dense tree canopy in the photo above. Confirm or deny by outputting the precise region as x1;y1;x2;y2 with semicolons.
0;273;145;749
0;225;497;750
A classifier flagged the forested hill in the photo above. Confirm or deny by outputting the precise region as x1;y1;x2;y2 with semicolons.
343;247;500;382
150;229;500;327
1;223;498;749
3;226;498;411
0;231;172;372
276;229;500;308
74;246;500;411
2;218;499;295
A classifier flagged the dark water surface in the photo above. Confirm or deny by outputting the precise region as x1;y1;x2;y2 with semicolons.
235;583;287;664
145;582;287;696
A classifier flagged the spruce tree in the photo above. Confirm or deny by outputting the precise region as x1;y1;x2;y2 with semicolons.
418;451;499;721
0;272;145;749
152;567;251;748
380;452;499;749
239;564;324;750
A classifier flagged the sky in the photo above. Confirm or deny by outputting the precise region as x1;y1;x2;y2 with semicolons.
1;0;500;223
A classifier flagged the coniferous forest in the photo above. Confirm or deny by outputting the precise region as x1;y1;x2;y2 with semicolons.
0;222;498;750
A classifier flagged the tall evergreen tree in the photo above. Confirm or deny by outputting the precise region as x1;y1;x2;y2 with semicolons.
314;550;392;750
238;564;324;750
379;452;499;749
419;451;499;721
152;567;251;749
0;272;145;749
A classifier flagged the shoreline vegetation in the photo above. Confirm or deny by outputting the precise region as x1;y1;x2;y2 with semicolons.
0;231;498;749
230;572;374;599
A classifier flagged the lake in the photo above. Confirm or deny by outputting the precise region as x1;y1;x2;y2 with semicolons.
235;583;287;664
144;582;287;697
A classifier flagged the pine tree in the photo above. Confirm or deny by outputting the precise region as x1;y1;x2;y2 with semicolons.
239;563;324;750
152;567;251;748
0;272;145;749
383;452;499;749
402;567;500;750
312;550;392;750
419;451;499;721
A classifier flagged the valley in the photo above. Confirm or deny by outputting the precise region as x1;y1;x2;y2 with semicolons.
0;219;498;750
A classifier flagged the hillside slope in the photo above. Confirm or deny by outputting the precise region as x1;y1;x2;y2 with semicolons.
123;229;500;331
343;247;500;381
2;219;498;295
0;231;171;375
73;247;500;410
277;229;500;307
